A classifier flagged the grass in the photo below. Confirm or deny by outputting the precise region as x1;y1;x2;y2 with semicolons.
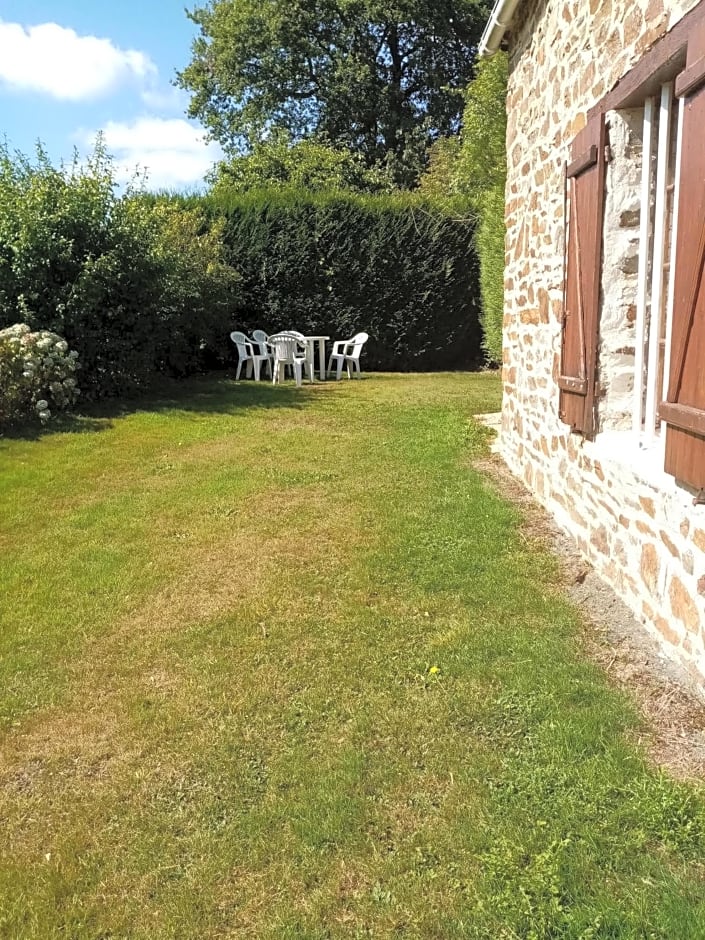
1;371;704;939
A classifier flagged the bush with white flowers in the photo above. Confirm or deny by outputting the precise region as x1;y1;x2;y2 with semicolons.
0;323;80;428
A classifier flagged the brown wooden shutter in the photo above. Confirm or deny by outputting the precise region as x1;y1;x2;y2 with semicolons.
558;113;607;437
660;31;705;490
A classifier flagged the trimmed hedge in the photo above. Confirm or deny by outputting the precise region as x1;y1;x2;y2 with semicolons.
455;53;508;364
212;189;482;371
473;184;506;366
0;143;483;414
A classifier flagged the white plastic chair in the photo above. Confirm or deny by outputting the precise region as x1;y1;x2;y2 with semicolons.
251;329;274;375
268;332;313;387
229;331;270;381
288;330;317;382
327;332;369;380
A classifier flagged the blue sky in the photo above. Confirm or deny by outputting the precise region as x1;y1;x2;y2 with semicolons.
0;1;223;190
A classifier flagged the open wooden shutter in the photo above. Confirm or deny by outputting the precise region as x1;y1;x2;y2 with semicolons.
558;113;607;437
659;32;705;490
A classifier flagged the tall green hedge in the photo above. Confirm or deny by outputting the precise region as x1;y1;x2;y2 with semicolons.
473;185;506;365
213;189;482;371
0;142;484;411
455;52;508;364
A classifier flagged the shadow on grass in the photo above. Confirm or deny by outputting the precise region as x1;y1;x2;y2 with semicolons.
0;372;328;442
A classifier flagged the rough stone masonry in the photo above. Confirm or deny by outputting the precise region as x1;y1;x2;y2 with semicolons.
500;0;705;684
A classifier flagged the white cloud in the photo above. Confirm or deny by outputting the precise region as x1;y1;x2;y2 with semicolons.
0;20;156;100
82;117;223;191
140;86;191;114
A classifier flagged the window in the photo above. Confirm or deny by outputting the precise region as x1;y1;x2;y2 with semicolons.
633;82;682;443
558;23;705;491
659;46;705;490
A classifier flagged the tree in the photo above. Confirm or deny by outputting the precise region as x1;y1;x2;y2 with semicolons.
177;0;493;187
209;129;393;195
454;50;507;204
417;50;507;362
417;135;461;199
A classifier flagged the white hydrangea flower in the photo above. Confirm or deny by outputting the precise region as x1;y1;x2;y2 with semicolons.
0;323;30;338
1;324;80;427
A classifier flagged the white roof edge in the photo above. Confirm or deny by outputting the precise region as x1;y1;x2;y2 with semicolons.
477;0;522;57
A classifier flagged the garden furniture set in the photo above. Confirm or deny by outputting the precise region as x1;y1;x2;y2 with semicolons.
229;330;368;386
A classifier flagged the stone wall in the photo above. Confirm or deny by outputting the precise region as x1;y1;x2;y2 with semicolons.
501;0;705;684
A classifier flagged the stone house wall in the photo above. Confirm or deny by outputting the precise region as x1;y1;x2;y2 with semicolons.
500;0;705;684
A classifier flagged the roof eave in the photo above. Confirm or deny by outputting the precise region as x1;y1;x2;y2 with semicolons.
477;0;523;57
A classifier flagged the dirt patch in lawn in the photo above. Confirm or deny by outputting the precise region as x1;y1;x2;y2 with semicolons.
476;452;705;782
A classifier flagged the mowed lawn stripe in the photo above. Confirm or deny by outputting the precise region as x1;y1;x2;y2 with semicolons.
1;372;704;939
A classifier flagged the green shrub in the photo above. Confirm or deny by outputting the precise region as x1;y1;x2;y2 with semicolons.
0;144;160;397
0;144;240;399
0;323;80;428
455;52;508;364
474;184;506;365
213;188;482;371
147;199;241;375
209;130;393;196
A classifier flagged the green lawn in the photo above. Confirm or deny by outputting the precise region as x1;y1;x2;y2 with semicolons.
1;372;704;939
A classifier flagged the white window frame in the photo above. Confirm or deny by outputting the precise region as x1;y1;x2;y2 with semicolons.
632;81;684;446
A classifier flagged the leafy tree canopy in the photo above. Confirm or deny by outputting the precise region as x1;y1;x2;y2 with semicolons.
455;51;508;362
454;49;507;203
177;0;493;187
209;129;394;196
417;135;462;200
418;51;507;362
418;51;507;205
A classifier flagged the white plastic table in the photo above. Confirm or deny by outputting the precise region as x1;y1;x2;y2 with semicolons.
304;335;330;380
